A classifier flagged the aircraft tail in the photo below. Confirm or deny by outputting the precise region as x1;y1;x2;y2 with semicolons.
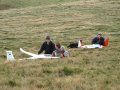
6;51;15;61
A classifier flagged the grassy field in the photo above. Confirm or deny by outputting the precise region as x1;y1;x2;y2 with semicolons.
0;0;79;9
0;0;120;90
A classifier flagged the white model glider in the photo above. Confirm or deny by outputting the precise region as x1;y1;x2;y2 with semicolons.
20;48;59;59
78;40;103;48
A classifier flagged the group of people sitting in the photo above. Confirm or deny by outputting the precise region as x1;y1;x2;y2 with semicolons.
38;33;109;58
38;36;69;58
68;33;109;48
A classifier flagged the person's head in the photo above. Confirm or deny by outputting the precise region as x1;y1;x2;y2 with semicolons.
97;33;102;38
55;42;61;49
45;36;51;43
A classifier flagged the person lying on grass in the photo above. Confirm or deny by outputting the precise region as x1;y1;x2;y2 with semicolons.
52;42;69;58
67;33;109;48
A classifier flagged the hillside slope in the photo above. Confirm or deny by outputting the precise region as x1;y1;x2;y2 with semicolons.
0;0;120;90
0;0;78;10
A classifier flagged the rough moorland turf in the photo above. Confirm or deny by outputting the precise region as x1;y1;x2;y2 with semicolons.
0;0;120;90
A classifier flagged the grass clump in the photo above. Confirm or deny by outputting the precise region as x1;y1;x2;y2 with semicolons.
63;67;73;76
63;67;83;76
8;80;19;87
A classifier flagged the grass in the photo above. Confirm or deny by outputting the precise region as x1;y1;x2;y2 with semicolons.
0;0;120;90
0;0;79;9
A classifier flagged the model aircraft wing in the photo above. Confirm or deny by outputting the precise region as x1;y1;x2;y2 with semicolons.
20;48;60;59
28;56;59;59
20;48;37;57
81;44;103;48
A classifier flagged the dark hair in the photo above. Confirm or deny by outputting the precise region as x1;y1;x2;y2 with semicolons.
56;42;61;48
97;33;102;36
46;36;50;40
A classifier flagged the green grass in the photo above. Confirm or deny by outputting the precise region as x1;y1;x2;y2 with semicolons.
0;0;79;9
0;0;120;90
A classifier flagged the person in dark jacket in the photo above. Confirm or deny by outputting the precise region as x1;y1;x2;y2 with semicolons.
92;33;105;45
38;36;55;54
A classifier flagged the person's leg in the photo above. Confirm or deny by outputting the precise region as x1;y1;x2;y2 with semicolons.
52;51;56;57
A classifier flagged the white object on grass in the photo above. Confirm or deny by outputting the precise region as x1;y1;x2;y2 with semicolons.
78;40;82;48
80;44;103;49
6;51;15;61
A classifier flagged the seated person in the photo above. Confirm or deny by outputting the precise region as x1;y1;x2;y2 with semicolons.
52;42;69;58
92;33;105;46
38;36;55;54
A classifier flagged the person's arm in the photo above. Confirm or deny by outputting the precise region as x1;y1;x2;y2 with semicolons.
51;42;55;51
38;43;45;54
100;37;105;45
92;37;97;44
61;46;66;57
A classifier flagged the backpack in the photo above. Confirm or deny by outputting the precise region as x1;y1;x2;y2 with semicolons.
104;37;109;46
